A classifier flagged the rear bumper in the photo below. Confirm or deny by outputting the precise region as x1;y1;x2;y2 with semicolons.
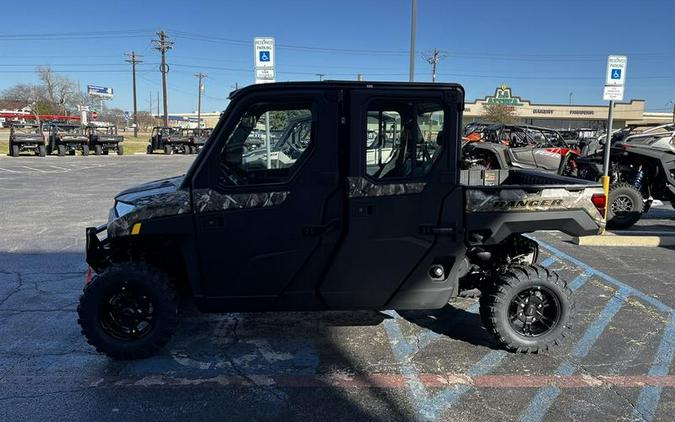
86;224;109;271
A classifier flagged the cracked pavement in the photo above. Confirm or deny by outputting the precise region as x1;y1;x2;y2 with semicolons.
0;155;673;421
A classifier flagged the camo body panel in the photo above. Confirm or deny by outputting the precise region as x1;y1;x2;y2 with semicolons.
465;187;605;225
348;177;426;198
108;190;191;237
193;189;289;213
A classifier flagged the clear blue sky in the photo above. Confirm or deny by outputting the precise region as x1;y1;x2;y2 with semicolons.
1;0;673;113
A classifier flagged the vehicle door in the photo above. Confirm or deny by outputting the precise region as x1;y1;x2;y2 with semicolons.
531;131;569;171
319;88;466;309
504;127;537;168
190;89;342;310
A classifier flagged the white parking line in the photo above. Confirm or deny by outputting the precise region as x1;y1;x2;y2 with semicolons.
0;167;19;173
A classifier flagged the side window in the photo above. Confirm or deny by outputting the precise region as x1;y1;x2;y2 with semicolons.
221;105;313;185
365;101;444;180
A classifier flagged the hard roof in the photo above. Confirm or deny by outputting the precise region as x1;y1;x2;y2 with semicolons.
229;80;464;100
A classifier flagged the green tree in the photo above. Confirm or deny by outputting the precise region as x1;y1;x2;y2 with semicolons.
480;103;519;125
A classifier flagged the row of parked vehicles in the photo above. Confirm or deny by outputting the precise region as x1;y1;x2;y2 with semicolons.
461;122;675;229
147;126;213;154
7;121;124;157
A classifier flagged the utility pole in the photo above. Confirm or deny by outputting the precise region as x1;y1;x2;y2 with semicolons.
357;73;364;81
568;92;573;130
157;92;160;123
422;48;448;83
409;0;417;82
125;51;142;137
152;30;174;127
316;73;325;81
194;72;207;129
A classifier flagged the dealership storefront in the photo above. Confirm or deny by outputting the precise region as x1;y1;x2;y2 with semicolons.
463;85;672;129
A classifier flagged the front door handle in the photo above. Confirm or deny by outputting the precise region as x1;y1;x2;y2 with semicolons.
201;216;223;229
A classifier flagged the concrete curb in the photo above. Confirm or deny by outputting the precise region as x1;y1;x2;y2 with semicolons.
573;233;675;247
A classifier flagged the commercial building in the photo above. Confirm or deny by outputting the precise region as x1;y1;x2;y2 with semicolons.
464;85;673;129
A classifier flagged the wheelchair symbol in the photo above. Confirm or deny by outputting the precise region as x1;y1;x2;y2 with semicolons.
259;51;270;62
611;69;622;80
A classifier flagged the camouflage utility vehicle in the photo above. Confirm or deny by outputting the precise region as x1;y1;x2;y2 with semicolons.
79;82;606;359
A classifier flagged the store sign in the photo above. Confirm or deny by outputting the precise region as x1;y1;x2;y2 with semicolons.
486;84;523;106
87;85;113;98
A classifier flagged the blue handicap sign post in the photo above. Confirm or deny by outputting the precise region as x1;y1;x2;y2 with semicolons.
259;51;270;62
611;69;622;80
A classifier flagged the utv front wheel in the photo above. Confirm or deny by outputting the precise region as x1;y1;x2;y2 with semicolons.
77;263;179;359
480;265;573;353
607;183;644;229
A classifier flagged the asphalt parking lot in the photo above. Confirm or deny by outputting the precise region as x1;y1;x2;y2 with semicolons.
0;155;673;422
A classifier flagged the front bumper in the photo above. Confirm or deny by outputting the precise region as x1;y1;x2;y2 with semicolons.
86;224;109;271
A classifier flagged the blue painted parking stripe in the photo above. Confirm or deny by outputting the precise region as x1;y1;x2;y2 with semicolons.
519;289;629;422
633;313;675;421
535;240;672;313
540;255;558;267
379;248;568;420
533;238;674;422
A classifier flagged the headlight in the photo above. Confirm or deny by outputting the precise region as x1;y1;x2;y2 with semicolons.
115;201;136;218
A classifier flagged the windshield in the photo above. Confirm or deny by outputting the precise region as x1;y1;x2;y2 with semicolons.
13;125;40;134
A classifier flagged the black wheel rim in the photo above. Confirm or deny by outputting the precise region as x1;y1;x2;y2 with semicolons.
99;283;155;340
508;286;561;337
611;194;634;214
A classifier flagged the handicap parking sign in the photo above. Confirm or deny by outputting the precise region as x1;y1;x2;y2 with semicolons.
259;51;270;62
611;69;622;80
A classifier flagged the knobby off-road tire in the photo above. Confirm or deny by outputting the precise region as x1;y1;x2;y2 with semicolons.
10;143;19;157
480;265;573;353
82;145;89;156
607;183;644;229
77;263;179;360
117;144;124;155
57;145;66;156
94;145;103;155
164;145;172;155
38;145;46;157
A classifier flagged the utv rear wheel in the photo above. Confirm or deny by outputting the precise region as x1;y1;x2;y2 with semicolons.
57;145;66;156
117;145;124;155
82;145;89;156
77;263;179;359
607;183;644;229
38;145;46;157
146;144;153;154
10;143;19;157
480;265;573;353
164;145;172;155
94;145;103;155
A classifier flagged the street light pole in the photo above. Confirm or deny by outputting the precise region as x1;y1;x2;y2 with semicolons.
409;0;417;82
125;51;142;137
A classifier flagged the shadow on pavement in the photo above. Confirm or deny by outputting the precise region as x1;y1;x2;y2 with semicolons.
399;303;499;350
0;251;412;421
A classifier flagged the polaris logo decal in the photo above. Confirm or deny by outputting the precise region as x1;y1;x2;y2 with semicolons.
491;199;565;208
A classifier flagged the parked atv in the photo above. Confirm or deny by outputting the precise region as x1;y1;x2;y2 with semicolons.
576;125;675;228
147;126;190;154
188;127;212;153
87;124;124;155
46;123;89;156
462;123;580;174
8;122;46;157
79;81;606;359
